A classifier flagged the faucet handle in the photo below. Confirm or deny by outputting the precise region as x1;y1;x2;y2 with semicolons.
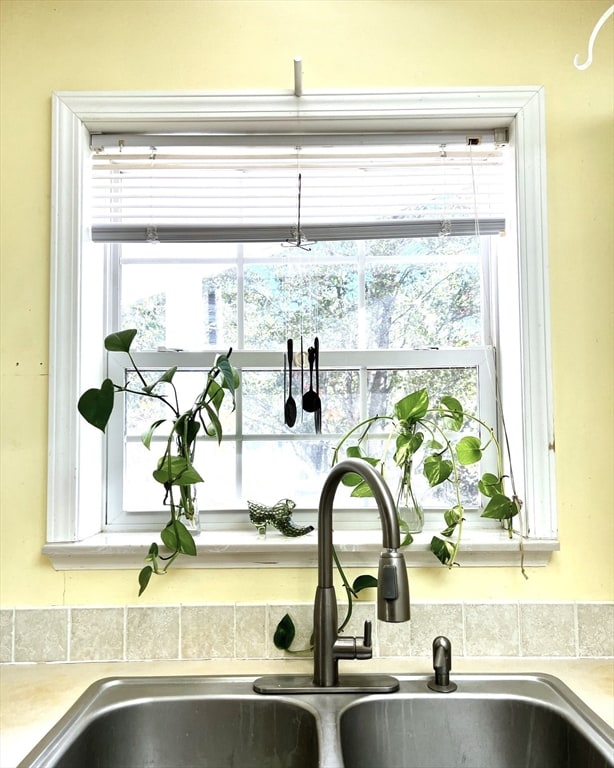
363;620;372;648
333;621;373;661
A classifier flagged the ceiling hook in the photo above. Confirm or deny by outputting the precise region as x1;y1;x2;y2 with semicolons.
294;57;303;97
574;4;613;70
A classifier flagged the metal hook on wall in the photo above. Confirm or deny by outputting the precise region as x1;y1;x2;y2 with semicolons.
294;57;303;96
574;4;613;70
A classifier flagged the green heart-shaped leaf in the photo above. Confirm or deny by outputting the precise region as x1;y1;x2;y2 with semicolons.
138;565;153;596
481;493;518;520
104;328;137;352
153;456;203;486
394;388;429;423
394;431;423;465
352;574;378;594
430;535;456;566
77;378;114;432
424;455;453;487
216;354;238;400
350;480;376;498
444;505;464;527
142;419;167;449
160;519;196;554
440;396;464;431
175;519;197;556
142;366;178;394
478;472;503;497
456;435;482;465
160;522;178;551
273;613;296;651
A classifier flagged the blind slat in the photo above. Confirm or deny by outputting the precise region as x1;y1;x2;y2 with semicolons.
90;134;507;239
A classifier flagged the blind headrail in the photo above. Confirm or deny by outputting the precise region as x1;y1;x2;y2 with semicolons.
91;130;504;150
91;219;505;243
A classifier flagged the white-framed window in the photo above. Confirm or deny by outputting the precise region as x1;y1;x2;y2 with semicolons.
44;88;558;569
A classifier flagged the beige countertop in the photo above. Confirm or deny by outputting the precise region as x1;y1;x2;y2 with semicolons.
2;657;613;767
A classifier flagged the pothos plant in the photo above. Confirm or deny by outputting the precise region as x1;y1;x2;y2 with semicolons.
332;387;522;567
274;387;523;653
77;328;239;595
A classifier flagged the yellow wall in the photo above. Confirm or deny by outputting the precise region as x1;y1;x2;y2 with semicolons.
1;0;612;607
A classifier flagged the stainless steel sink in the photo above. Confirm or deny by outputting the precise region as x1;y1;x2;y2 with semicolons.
339;677;614;768
17;677;320;768
18;674;613;768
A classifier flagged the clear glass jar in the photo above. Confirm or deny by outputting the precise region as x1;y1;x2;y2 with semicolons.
397;468;424;534
179;486;201;535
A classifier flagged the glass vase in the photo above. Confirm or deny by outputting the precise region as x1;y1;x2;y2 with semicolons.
397;476;424;534
179;486;201;535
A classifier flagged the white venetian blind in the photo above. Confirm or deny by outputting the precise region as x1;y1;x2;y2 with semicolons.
89;131;507;243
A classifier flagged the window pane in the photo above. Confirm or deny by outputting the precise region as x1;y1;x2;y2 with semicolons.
364;367;481;509
242;440;331;508
366;366;478;419
243;243;358;350
120;243;238;350
125;370;237;436
242;369;360;435
365;237;483;348
122;440;238;516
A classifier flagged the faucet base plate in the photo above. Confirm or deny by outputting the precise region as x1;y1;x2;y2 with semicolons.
253;673;400;695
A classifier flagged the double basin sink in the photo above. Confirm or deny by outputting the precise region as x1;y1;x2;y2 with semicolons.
19;673;614;768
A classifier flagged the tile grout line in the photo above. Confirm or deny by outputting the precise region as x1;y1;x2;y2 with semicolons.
66;607;72;663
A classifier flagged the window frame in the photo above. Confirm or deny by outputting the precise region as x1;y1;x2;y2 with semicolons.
44;87;558;569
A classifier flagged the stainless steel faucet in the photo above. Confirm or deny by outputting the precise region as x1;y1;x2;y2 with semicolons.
313;459;411;687
254;458;410;694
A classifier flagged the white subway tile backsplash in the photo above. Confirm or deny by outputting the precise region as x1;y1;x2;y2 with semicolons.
577;603;614;658
14;608;68;663
126;606;180;661
408;603;464;657
377;617;411;658
520;603;576;657
464;603;520;656
70;607;124;662
181;605;235;659
0;609;13;663
235;604;267;659
1;602;611;664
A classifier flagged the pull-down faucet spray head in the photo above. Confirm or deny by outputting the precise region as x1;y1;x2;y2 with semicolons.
378;549;410;622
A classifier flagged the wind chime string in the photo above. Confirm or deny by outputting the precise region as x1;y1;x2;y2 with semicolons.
282;171;315;251
468;142;481;242
439;144;451;237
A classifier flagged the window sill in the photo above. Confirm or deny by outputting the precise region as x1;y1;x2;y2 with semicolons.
43;529;559;570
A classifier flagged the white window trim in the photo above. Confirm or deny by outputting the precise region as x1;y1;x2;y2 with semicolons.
45;87;558;569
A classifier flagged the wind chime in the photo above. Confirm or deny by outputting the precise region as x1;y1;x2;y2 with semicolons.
282;165;322;433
